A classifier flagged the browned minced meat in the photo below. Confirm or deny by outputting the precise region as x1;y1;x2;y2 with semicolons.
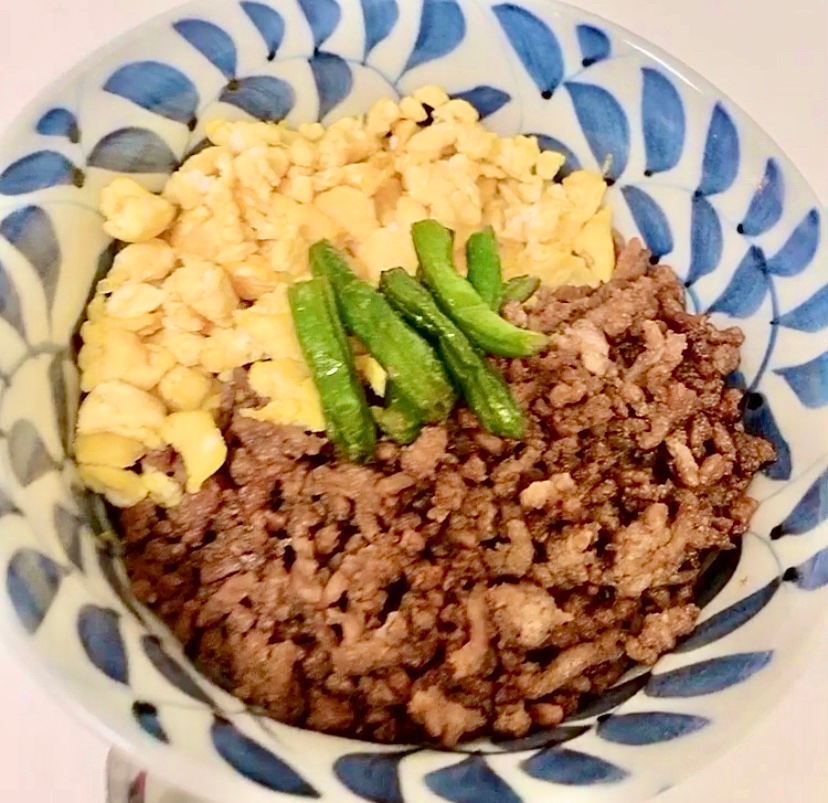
121;239;775;747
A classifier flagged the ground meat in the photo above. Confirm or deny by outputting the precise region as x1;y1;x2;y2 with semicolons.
400;426;449;479
121;239;774;747
407;685;487;746
517;630;626;699
625;604;700;664
487;583;572;649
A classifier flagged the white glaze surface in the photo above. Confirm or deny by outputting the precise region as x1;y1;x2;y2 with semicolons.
0;1;824;801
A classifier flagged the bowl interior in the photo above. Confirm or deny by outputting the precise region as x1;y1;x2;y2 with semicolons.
0;1;826;802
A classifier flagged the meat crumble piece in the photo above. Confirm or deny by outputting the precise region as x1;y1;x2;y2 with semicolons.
122;239;774;747
626;604;700;665
408;686;486;748
519;473;575;509
517;630;626;699
400;426;450;479
448;586;492;680
487;583;572;650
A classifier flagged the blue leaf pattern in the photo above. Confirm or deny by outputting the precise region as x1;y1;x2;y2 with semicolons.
775;350;828;409
310;53;354;120
362;0;399;58
773;466;828;536
54;504;84;569
739;159;783;237
708;246;768;318
104;62;199;126
567;672;651;721
298;0;341;51
493;4;564;96
792;547;828;590
220;76;295;121
777;284;828;332
404;0;466;74
533;134;581;177
425;756;521;803
597;713;710;745
521;748;629;785
697;103;739;197
694;540;743;608
565;82;630;180
6;549;64;634
641;68;685;175
741;394;791;479
0;258;25;337
647;652;772;698
0;151;82;195
141;635;213;706
173;19;237;79
241;2;285;59
766;208;821;276
211;718;319;797
88;128;178;173
451;86;511;120
133;701;168;743
335;753;406;803
621;186;674;258
77;604;129;684
687;194;723;284
676;579;781;653
36;108;79;142
8;420;56;487
0;205;60;305
576;24;610;66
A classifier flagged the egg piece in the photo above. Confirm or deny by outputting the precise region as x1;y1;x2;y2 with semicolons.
76;381;167;448
356;355;387;397
574;205;615;284
78;465;148;508
142;465;184;508
100;177;177;242
243;359;326;432
160;410;227;493
74;433;146;469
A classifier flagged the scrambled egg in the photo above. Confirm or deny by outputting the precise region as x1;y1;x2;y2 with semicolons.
74;87;615;507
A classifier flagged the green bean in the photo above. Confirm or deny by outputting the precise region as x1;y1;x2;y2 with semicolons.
466;226;502;310
501;275;541;306
372;383;423;445
288;278;376;462
411;220;548;357
310;241;456;423
380;268;524;439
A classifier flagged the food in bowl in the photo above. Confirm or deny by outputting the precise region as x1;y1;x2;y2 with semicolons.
72;89;775;748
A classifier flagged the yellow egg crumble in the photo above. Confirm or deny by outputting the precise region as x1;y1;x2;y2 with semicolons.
75;87;615;507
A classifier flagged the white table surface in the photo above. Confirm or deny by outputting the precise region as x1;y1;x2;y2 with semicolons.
0;0;825;800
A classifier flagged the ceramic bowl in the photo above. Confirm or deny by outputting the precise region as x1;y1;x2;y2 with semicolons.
0;1;825;801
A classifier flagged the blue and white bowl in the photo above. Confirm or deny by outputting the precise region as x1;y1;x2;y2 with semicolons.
0;1;825;801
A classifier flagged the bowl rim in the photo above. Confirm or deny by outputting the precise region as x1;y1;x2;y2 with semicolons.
0;1;826;801
0;0;825;207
